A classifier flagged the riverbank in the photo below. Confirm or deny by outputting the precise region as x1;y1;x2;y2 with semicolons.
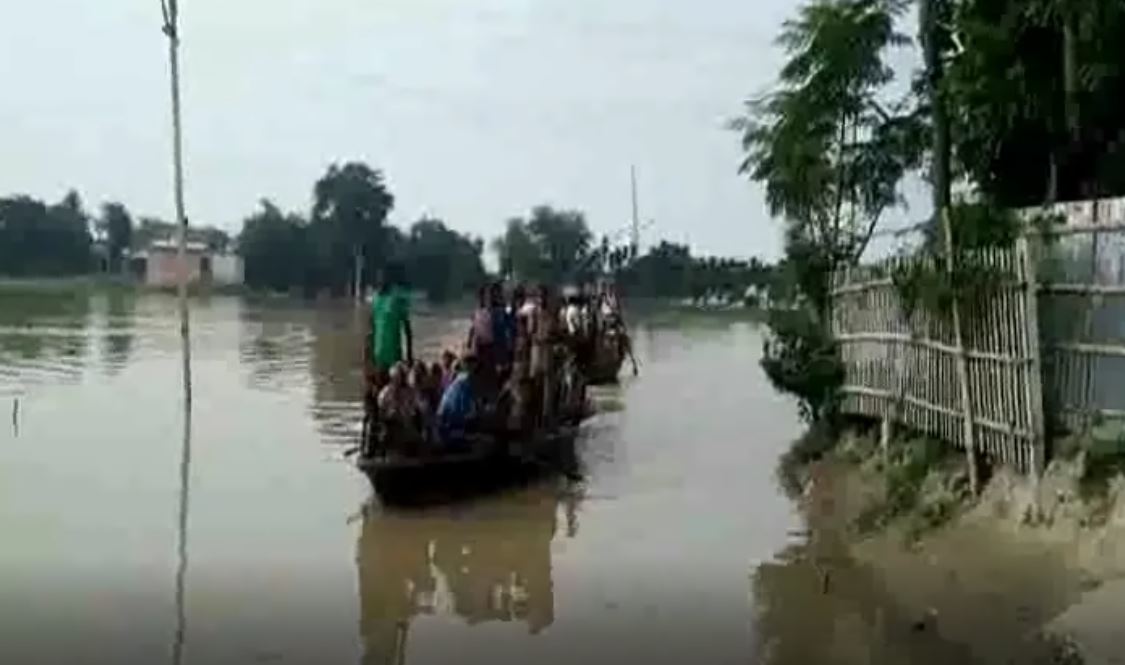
784;425;1125;664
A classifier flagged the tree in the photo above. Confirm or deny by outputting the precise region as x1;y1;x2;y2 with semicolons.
312;162;395;297
527;206;593;284
493;218;540;282
99;202;133;272
734;0;923;312
403;218;487;302
945;0;1125;205
0;192;92;276
238;199;311;292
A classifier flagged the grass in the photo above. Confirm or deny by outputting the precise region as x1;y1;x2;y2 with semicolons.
850;433;968;540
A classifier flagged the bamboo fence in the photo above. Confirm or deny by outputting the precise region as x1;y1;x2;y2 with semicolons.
1036;200;1125;433
831;241;1044;473
831;198;1125;474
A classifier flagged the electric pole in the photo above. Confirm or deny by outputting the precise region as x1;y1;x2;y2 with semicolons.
160;0;192;406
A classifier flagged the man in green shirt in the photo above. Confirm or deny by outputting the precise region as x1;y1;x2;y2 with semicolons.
364;264;414;392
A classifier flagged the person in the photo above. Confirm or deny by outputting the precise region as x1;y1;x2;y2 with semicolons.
377;363;422;452
467;286;496;361
429;361;447;399
598;283;638;376
437;353;481;446
529;285;560;427
365;264;414;397
439;350;457;391
411;361;440;444
562;292;583;337
467;282;511;394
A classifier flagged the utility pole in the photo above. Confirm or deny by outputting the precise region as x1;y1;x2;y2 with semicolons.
161;0;192;407
630;165;640;260
160;3;193;665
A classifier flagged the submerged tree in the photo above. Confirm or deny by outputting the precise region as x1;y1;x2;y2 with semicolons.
312;162;395;297
403;218;486;302
99;202;134;272
238;199;311;292
493;206;593;285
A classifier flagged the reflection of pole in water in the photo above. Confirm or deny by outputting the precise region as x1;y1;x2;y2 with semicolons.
171;394;192;665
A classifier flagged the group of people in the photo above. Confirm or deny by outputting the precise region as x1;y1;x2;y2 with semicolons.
362;266;632;457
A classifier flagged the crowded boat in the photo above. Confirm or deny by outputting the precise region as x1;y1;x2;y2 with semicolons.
356;267;635;499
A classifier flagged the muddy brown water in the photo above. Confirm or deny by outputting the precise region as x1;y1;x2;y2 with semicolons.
0;291;1078;664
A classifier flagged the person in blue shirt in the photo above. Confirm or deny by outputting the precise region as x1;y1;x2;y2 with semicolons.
437;353;481;448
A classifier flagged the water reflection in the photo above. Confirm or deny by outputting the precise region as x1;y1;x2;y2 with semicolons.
100;290;136;374
171;389;192;665
0;290;92;390
357;484;578;665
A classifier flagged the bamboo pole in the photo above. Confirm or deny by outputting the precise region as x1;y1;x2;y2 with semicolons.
1019;234;1047;475
941;209;980;494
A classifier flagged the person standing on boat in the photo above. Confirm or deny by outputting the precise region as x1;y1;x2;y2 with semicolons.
365;264;414;405
529;285;560;427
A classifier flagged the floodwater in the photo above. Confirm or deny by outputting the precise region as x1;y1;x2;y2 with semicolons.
0;291;1068;665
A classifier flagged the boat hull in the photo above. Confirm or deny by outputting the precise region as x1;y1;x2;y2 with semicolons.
357;429;578;505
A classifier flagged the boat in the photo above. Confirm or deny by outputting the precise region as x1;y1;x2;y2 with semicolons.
586;331;628;385
356;365;588;504
356;426;579;504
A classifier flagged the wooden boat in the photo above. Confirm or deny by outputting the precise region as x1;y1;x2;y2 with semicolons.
586;333;627;385
356;425;579;505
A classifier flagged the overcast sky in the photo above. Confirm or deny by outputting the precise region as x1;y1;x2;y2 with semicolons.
0;0;922;262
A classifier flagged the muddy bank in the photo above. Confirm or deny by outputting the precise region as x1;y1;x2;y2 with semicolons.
788;433;1125;665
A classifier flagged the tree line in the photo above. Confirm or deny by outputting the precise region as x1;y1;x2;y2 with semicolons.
2;161;779;304
0;190;232;277
737;0;1125;421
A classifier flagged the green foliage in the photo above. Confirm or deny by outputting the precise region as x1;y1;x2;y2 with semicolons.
891;202;1020;319
946;0;1125;204
0;192;92;276
311;162;396;293
239;200;313;292
761;306;844;424
854;435;964;538
735;0;921;268
402;218;486;302
493;206;592;285
98;202;133;272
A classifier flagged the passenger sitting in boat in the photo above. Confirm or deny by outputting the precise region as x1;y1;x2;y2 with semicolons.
437;353;482;448
411;361;442;444
429;360;446;398
439;349;457;391
378;363;423;452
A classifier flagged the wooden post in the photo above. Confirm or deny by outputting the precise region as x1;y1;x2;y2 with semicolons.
1019;234;1047;475
942;209;980;494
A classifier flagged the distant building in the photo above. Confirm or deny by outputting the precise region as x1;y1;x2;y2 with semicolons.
129;238;243;288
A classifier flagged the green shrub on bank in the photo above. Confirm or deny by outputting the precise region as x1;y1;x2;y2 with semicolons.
761;306;843;424
852;434;967;540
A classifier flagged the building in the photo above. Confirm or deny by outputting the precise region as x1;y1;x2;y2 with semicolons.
129;238;243;288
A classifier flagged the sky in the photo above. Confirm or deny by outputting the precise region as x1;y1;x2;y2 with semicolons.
0;0;922;263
